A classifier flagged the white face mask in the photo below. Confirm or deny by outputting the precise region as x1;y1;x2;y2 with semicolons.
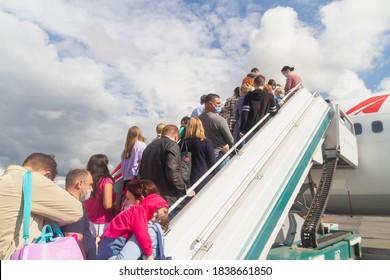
122;204;132;211
80;189;92;202
279;94;285;98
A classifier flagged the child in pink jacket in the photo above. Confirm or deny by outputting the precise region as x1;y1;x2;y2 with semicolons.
97;193;168;260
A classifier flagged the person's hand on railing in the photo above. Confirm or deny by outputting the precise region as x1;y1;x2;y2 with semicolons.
222;144;229;153
239;132;245;139
187;190;196;197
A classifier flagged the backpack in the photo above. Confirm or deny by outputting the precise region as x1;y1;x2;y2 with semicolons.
149;222;172;260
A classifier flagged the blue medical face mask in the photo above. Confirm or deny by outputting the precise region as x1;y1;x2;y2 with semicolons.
80;189;92;202
214;106;222;114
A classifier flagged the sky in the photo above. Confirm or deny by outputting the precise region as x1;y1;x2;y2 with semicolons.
1;0;390;175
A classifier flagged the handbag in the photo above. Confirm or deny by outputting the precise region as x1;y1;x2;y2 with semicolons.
10;171;84;260
180;139;192;187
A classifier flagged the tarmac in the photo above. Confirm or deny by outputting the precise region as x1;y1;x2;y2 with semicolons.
322;215;390;260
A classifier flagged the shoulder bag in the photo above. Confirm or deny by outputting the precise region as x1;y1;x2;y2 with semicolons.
180;139;192;187
10;171;84;260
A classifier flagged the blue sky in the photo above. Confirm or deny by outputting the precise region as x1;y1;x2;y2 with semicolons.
1;0;390;174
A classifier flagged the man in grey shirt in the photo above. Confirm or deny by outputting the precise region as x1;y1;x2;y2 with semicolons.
199;93;234;171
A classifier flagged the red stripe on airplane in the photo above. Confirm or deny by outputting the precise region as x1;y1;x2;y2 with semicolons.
113;173;122;181
111;163;122;182
111;163;122;175
346;94;390;115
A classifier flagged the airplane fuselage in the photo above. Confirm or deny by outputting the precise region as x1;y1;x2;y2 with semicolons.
315;94;390;215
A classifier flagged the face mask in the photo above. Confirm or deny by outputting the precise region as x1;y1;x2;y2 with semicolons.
279;94;285;98
214;106;222;114
283;73;289;78
122;204;132;211
80;189;91;202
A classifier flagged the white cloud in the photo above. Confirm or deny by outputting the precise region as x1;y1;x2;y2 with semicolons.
0;11;128;171
0;1;259;173
0;0;389;174
320;0;390;71
36;110;64;120
247;6;322;87
246;0;390;99
328;70;371;98
0;156;5;175
379;77;390;91
67;158;83;170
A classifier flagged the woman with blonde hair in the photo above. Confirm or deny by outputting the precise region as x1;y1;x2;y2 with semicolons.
121;126;147;187
180;117;216;191
152;123;166;142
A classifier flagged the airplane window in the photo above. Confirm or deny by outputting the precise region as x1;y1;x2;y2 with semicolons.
354;123;362;135
372;121;383;133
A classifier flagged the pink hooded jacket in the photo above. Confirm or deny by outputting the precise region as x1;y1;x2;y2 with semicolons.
101;194;168;256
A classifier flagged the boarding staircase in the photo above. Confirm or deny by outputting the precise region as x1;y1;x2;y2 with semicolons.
299;102;359;249
163;85;359;260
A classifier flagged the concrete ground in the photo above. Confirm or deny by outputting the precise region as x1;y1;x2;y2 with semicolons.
323;215;390;260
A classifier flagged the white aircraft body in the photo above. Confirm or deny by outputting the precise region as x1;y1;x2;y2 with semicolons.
315;93;390;215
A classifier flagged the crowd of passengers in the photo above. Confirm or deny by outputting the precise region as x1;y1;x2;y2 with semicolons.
0;66;302;260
